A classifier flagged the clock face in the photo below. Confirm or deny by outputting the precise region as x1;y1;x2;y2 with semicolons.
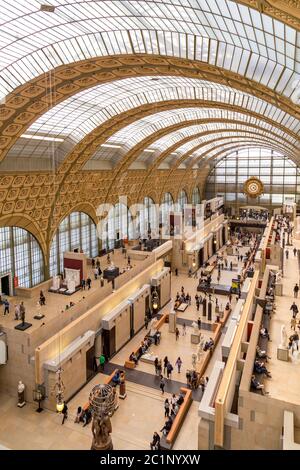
243;177;264;198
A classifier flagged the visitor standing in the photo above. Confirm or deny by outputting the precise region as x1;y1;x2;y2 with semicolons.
294;284;299;299
163;356;169;375
164;399;170;417
166;362;173;379
175;357;182;373
3;299;9;316
159;375;165;394
182;322;186;336
175;327;180;341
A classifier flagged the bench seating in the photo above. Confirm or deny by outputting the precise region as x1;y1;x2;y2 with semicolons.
160;387;192;450
124;313;168;369
83;369;118;410
252;311;271;394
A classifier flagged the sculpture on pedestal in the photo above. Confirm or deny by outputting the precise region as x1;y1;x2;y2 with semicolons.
17;380;25;407
89;383;115;450
275;270;282;284
191;321;198;334
280;325;288;349
196;338;205;362
191;353;197;369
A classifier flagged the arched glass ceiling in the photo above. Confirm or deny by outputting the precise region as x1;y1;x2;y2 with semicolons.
167;135;293;168
0;0;299;102
7;76;300;165
88;107;298;163
136;126;295;166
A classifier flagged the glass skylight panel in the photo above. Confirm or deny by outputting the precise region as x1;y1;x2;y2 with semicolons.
0;0;298;102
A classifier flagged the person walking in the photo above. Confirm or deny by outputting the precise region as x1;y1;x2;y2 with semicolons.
166;362;173;379
175;327;180;341
182;323;186;336
294;284;299;298
286;249;289;259
196;299;200;311
294;247;297;257
87;277;92;290
159;375;165;394
290;302;299;318
154;357;159;375
175;268;178;276
163;356;168;375
175;357;182;373
164;399;170;417
197;317;201;330
3;299;9;316
81;278;86;290
61;402;68;425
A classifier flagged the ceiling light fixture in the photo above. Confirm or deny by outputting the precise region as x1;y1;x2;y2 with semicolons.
21;134;64;142
144;149;155;153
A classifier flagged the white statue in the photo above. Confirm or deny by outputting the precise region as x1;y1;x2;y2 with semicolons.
191;321;198;334
280;325;288;349
192;353;197;369
196;340;204;361
275;270;282;284
17;380;25;407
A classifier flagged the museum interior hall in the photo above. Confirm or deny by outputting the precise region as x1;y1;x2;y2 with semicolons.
0;0;300;452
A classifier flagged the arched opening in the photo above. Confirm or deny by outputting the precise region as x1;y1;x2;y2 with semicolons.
0;226;44;289
177;189;188;212
50;211;99;276
192;187;201;205
103;204;134;251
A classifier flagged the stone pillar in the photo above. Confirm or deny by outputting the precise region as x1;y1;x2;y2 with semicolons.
202;297;207;317
207;301;212;321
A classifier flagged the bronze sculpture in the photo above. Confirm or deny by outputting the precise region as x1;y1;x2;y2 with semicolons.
89;383;115;451
91;415;113;450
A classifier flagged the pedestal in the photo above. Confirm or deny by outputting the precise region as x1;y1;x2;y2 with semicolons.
275;283;283;296
17;391;25;408
119;382;127;399
52;275;60;290
15;322;32;331
169;310;176;333
191;333;200;344
67;279;76;293
277;346;289;361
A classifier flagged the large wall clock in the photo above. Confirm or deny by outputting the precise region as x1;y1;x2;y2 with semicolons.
243;177;264;198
